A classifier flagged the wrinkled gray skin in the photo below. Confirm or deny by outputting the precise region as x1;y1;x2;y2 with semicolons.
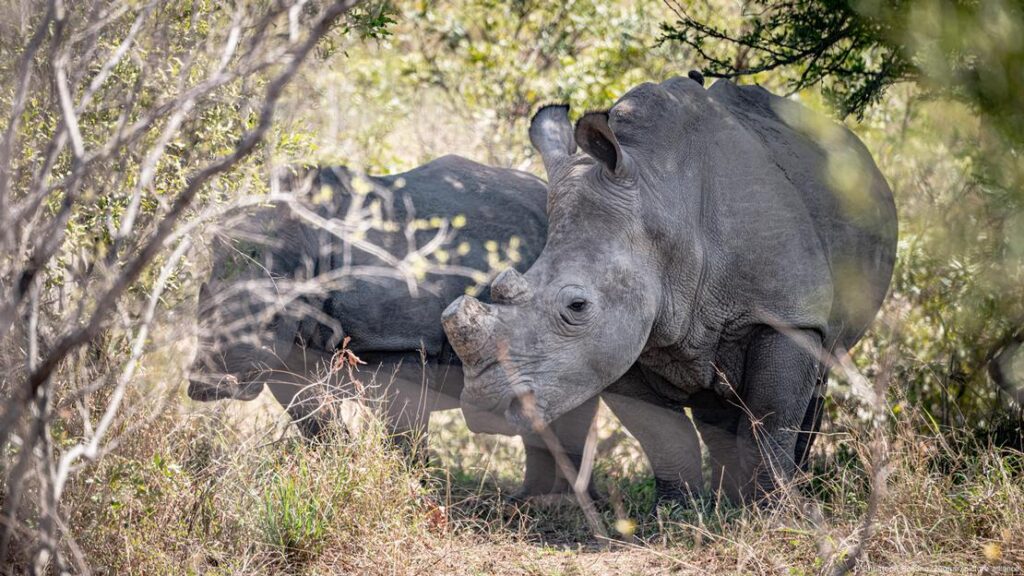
186;155;599;497
443;77;898;503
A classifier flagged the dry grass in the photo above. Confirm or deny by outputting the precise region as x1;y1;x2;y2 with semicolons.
35;369;1023;575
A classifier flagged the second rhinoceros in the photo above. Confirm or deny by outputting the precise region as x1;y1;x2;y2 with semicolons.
443;76;898;503
186;155;598;497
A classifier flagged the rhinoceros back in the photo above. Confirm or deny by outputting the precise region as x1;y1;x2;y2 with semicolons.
312;155;548;358
708;81;898;350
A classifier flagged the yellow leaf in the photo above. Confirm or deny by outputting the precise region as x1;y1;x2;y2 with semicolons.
350;175;373;195
614;518;636;538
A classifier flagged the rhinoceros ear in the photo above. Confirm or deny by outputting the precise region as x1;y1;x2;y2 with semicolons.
529;104;576;177
575;111;624;175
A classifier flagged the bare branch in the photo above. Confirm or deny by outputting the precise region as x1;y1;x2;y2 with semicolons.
0;0;56;250
0;2;364;568
23;0;360;401
52;237;193;501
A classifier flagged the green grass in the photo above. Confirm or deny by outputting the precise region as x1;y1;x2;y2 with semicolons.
258;461;333;565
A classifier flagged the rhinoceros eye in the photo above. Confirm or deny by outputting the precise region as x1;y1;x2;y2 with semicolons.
557;285;593;326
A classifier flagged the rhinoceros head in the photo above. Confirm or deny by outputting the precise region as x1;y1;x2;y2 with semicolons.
187;226;300;402
443;77;715;433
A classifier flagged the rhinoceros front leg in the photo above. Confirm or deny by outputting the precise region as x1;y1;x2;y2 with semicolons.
735;326;821;502
381;364;601;499
602;369;704;509
263;356;346;439
691;407;744;504
374;361;462;459
264;378;334;438
515;395;600;500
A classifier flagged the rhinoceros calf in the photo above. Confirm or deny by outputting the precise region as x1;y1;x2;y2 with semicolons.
186;155;598;497
443;76;898;504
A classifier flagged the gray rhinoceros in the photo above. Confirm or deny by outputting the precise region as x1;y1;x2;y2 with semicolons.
187;155;598;497
442;76;898;503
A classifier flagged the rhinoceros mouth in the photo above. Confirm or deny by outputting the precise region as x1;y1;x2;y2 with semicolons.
460;375;545;435
186;373;264;402
461;402;518;435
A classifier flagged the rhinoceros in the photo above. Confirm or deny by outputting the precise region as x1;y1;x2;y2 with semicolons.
186;155;599;497
442;76;898;503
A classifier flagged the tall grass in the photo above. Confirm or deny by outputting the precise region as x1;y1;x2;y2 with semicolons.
45;376;1023;575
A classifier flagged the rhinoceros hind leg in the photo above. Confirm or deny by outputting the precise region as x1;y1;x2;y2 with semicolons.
794;381;826;473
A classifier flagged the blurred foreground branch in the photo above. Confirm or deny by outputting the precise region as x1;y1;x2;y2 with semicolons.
0;1;360;571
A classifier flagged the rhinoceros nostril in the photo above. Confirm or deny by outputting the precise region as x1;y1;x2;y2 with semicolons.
506;394;524;416
505;388;542;432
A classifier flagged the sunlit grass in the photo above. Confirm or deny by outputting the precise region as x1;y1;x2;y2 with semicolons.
48;374;1023;575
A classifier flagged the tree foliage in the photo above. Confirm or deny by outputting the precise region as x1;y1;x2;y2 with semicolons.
661;0;913;117
660;0;1024;129
303;0;682;171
